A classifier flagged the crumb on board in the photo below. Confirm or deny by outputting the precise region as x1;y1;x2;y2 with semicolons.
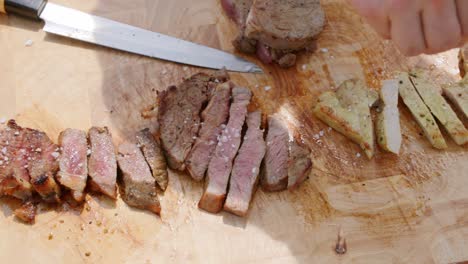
24;39;33;47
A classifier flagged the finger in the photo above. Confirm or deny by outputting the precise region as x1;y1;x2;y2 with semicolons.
390;10;426;56
348;0;391;39
422;0;462;54
456;0;468;37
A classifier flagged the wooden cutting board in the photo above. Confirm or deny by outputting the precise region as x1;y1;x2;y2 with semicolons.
0;0;467;263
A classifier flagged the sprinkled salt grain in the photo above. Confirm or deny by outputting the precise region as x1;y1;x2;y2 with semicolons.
24;39;33;47
35;148;42;153
224;157;229;162
208;141;215;146
328;127;332;132
356;153;361;158
27;157;32;161
24;165;28;169
51;152;60;159
4;157;9;161
319;130;325;137
217;142;222;146
264;86;271;91
0;118;6;124
221;124;226;129
302;64;307;70
244;136;248;140
183;66;189;71
234;133;240;138
5;128;10;131
87;149;92;156
1;147;6;155
221;136;228;142
252;167;257;174
78;163;83;168
14;131;19;136
183;120;187;124
231;144;235;148
214;79;220;83
192;136;197;140
320;48;329;53
255;85;259;88
161;69;168;75
313;134;320;140
20;149;26;154
0;161;3;165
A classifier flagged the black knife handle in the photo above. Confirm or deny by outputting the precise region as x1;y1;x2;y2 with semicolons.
3;0;48;20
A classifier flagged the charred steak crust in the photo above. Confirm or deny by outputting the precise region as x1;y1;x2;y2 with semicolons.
136;129;168;191
186;82;232;181
0;120;60;202
158;72;229;171
57;129;88;202
87;127;118;199
199;87;252;213
117;143;161;215
224;111;265;217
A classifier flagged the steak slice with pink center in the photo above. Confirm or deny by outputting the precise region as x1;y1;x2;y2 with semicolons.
88;127;118;199
186;82;232;181
57;129;88;202
224;111;265;217
117;143;161;215
199;87;252;213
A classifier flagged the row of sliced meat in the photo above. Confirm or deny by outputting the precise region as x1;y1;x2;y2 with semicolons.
158;71;312;216
0;70;313;223
0;121;167;223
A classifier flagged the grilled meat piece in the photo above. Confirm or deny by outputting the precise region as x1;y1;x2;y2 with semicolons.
443;80;468;119
88;127;118;199
14;201;37;224
409;70;468;146
245;0;325;51
224;111;265;217
117;143;161;215
136;129;168;191
287;140;312;189
376;80;402;154
397;73;447;149
0;120;60;202
158;72;229;171
199;87;252;213
186;82;232;181
57;129;88;202
261;115;290;192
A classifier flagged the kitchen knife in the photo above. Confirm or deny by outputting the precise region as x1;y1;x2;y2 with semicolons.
0;0;263;73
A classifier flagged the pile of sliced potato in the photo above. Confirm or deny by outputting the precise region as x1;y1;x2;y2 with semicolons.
314;49;468;158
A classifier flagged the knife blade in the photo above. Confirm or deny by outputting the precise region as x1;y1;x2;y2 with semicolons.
1;0;263;73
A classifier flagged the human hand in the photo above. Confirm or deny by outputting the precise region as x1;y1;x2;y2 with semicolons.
348;0;468;56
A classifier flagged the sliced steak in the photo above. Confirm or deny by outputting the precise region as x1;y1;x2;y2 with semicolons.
287;141;312;189
261;115;289;192
158;72;229;171
245;0;325;50
199;87;252;213
57;129;88;202
186;82;232;181
136;129;168;191
117;143;161;215
224;111;265;217
0;120;60;202
88;127;118;199
0;122;34;200
14;201;37;224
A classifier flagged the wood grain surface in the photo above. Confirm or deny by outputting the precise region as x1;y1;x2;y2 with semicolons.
0;0;467;263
